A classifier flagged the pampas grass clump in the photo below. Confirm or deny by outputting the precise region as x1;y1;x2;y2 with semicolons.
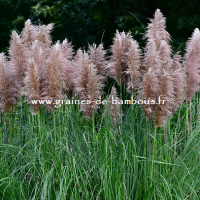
0;11;199;128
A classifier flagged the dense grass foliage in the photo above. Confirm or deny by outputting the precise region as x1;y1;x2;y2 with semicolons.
0;93;200;199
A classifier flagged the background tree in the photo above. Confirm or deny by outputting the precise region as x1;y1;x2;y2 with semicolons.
1;0;200;54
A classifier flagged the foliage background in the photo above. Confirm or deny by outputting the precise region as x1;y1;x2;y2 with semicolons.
1;0;200;53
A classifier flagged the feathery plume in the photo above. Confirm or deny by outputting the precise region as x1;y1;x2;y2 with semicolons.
0;53;20;113
40;43;63;112
24;59;41;114
184;28;200;100
21;19;38;48
143;39;159;71
73;49;83;65
60;39;75;98
37;23;54;48
143;9;172;74
144;9;171;47
107;30;133;85
104;86;121;126
28;40;47;69
80;64;103;119
154;71;174;127
143;9;172;80
171;52;186;113
88;43;107;85
141;67;160;121
125;39;142;94
61;39;74;59
23;40;47;114
73;51;103;119
141;40;161;121
9;31;28;92
73;51;90;99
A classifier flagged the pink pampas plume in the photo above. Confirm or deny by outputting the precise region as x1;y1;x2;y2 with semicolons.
154;71;174;128
37;23;54;48
125;39;142;94
144;9;171;48
143;9;172;76
61;39;74;59
0;53;20;113
23;40;48;114
80;64;103;119
141;39;161;121
42;40;75;99
21;19;38;48
24;59;41;114
60;39;75;98
40;43;63;112
141;67;160;121
28;40;48;70
171;52;186;113
107;30;133;85
73;49;83;65
21;19;54;56
73;51;90;99
104;86;121;126
184;28;200;100
143;39;160;72
73;51;103;119
88;43;107;85
9;31;28;92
